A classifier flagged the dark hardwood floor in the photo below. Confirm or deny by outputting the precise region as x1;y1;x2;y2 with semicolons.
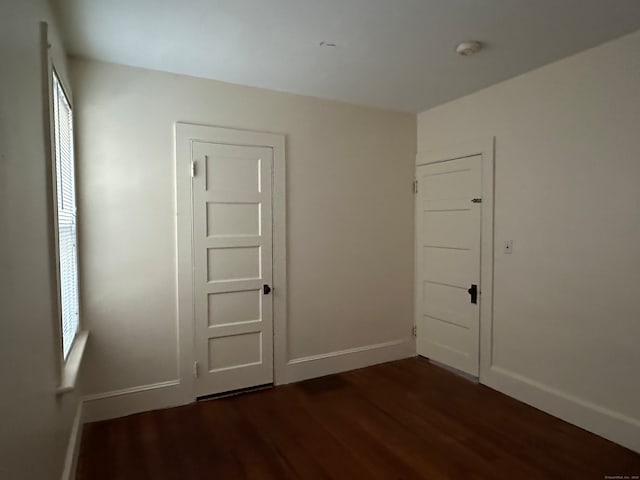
77;357;640;479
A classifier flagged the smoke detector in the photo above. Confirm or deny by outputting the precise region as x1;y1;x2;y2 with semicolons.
456;41;483;56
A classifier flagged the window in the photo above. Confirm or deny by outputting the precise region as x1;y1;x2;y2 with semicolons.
52;70;79;360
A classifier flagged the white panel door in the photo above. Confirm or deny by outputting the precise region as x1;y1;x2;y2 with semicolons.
416;155;482;376
192;142;273;397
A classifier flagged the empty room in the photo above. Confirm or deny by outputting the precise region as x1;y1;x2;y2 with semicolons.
2;0;640;478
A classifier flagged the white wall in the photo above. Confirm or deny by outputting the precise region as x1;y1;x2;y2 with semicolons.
0;0;81;478
418;30;640;451
71;59;416;401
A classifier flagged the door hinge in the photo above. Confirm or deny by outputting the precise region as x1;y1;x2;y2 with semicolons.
412;325;417;337
191;160;196;178
193;361;199;378
412;180;418;194
471;198;482;203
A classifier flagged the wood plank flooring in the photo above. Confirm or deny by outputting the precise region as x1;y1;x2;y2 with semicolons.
77;357;640;479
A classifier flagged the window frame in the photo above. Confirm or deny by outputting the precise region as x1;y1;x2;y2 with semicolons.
41;22;88;394
51;66;80;361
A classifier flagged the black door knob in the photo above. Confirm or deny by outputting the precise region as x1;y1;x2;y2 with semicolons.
263;284;272;295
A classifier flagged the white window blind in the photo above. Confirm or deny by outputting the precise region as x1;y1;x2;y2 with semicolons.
53;72;79;360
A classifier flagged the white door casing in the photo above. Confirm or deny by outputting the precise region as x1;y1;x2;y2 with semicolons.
415;137;494;380
192;142;273;396
176;124;286;401
415;155;482;376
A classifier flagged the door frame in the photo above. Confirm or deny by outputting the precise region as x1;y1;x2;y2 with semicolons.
415;137;495;381
175;123;287;401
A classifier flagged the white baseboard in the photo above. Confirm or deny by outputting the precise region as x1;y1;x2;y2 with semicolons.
80;340;415;424
80;339;416;424
82;380;187;423
483;365;640;453
60;402;83;480
286;339;415;383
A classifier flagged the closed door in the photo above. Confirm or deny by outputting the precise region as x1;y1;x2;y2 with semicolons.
192;142;273;397
415;155;481;376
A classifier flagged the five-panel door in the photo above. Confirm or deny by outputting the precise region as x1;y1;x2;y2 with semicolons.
191;142;274;397
416;155;482;376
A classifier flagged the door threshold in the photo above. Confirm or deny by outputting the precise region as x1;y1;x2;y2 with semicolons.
423;357;479;383
197;383;273;402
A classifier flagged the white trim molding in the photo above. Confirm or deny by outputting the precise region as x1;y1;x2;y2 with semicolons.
60;402;83;480
484;366;640;453
57;331;89;394
174;123;288;400
286;339;415;383
415;136;495;379
82;380;183;423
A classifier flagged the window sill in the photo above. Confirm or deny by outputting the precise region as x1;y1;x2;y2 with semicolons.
56;330;89;395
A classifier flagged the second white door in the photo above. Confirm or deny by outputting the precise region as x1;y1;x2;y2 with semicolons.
192;141;273;397
415;155;482;376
